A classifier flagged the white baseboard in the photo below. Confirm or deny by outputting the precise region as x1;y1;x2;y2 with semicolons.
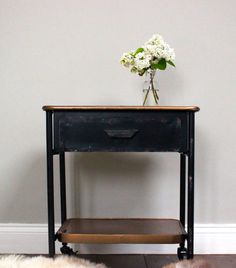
0;223;236;254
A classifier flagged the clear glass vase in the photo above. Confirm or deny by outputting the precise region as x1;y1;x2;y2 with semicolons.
142;70;159;106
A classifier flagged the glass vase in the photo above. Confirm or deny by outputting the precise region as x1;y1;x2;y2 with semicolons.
142;70;159;106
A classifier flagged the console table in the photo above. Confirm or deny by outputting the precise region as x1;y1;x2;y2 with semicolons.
43;105;199;259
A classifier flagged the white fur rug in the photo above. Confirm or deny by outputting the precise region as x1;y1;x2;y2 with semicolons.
0;255;107;268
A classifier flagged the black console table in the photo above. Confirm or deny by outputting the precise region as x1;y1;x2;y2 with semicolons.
43;105;199;259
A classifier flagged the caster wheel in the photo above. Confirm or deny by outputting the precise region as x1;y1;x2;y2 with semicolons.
177;247;187;260
60;244;78;256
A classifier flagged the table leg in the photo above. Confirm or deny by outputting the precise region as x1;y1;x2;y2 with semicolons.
59;152;77;255
187;112;195;259
59;152;67;224
46;111;55;257
180;153;186;229
178;153;187;259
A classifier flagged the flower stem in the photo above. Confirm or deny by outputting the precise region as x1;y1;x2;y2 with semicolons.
150;71;158;105
152;89;159;104
143;89;150;106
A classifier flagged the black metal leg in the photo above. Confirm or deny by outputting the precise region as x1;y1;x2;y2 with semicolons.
180;153;186;230
178;153;187;260
59;152;77;255
46;111;55;257
59;152;78;255
187;112;195;259
59;152;67;224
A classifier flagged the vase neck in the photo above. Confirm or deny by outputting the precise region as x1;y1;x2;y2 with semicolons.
148;69;156;77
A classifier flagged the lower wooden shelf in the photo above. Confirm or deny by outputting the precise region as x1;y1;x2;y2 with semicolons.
56;218;186;244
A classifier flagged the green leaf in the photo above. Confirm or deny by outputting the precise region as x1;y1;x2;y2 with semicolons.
157;59;167;70
151;58;167;70
134;47;144;56
167;60;176;67
150;62;158;69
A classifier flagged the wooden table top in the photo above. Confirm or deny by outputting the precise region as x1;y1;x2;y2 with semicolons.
42;105;200;112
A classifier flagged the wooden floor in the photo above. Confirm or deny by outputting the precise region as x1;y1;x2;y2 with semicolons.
78;254;236;268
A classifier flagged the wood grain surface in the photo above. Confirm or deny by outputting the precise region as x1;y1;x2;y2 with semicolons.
57;218;186;244
42;105;200;112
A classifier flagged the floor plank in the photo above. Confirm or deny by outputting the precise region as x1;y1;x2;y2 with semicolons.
97;254;147;268
145;254;178;268
86;254;236;268
76;254;98;263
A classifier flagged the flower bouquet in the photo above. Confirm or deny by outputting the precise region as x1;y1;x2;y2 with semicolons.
120;34;175;105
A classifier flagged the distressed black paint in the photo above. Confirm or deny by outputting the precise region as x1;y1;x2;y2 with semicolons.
54;111;188;152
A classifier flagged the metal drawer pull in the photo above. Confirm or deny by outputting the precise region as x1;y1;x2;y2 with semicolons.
104;129;139;138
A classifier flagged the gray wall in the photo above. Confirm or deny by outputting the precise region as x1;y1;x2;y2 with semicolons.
0;0;236;224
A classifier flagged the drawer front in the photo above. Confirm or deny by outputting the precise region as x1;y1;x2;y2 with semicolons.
54;111;188;152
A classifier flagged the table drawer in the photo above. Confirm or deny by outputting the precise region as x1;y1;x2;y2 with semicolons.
54;111;188;152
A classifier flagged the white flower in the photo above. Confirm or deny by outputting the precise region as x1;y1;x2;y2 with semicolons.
144;39;175;62
146;34;164;45
135;52;151;61
135;58;150;70
120;34;175;76
120;52;134;67
166;46;175;61
134;52;151;71
144;44;159;58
